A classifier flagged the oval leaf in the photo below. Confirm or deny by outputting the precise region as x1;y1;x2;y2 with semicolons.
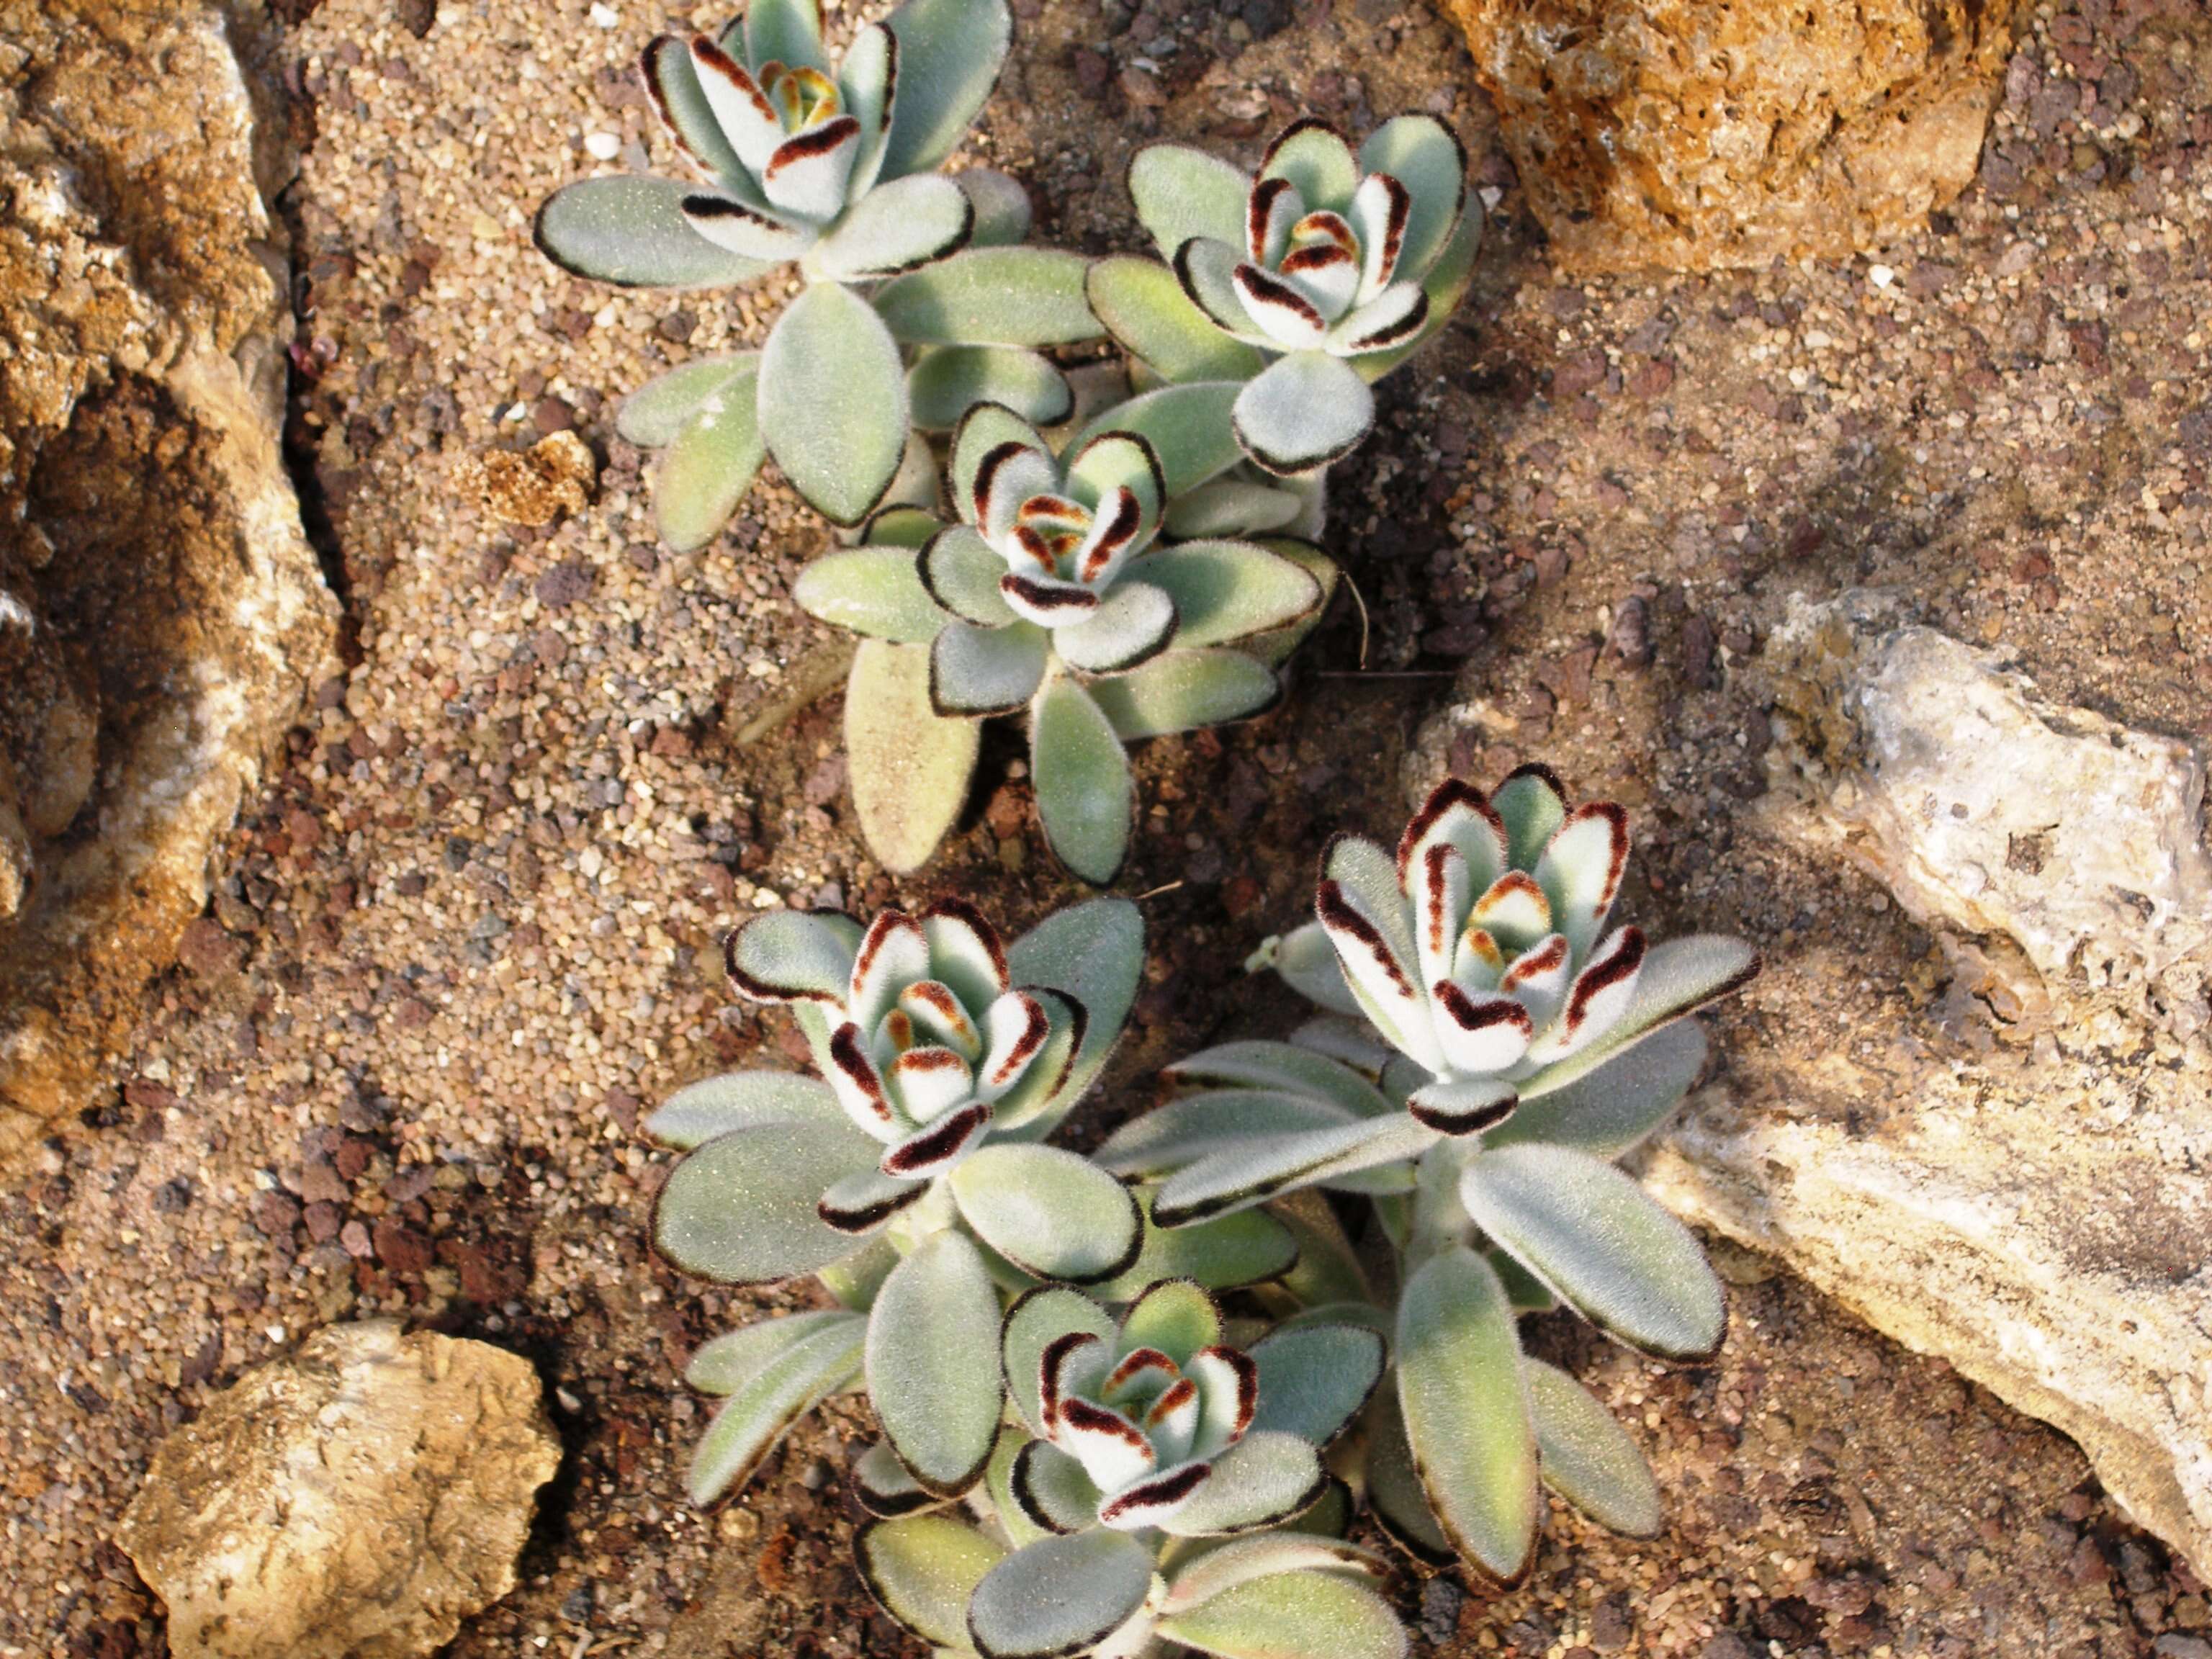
1459;1144;1726;1359
655;1120;882;1285
655;372;768;552
536;176;774;289
847;639;980;876
967;1529;1156;1659
1395;1245;1539;1583
760;282;910;526
1089;254;1267;384
793;548;943;643
685;1313;866;1503
868;1229;1007;1495
1031;677;1132;886
1158;1568;1406;1659
1246;1323;1385;1447
858;1513;1007;1649
911;346;1074;433
1527;1359;1663;1537
949;1143;1143;1283
645;1071;845;1150
1086;649;1279;741
876;247;1100;346
1232;351;1375;475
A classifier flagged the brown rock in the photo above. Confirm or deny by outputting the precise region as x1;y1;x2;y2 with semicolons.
1443;0;2022;271
459;431;595;528
0;0;338;1162
116;1321;561;1659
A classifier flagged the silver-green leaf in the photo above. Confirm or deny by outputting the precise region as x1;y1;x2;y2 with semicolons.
868;1230;1007;1496
760;282;910;526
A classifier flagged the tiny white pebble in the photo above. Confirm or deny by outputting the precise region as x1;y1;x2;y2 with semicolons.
1869;264;1896;289
1478;186;1504;211
584;131;621;161
589;1;619;24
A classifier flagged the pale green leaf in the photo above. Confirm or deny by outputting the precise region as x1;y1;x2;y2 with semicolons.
848;640;980;876
1030;677;1132;885
1246;1323;1385;1447
1489;1017;1707;1156
880;0;1013;179
1002;1286;1118;1438
932;619;1049;715
1128;541;1323;648
1527;1359;1663;1537
858;1514;1007;1649
966;1531;1156;1659
1157;1568;1406;1659
760;282;910;526
948;1143;1142;1283
536;176;773;289
1118;1277;1222;1367
1155;1430;1324;1536
1084;1204;1299;1300
617;354;757;449
1233;351;1375;476
1356;115;1467;281
876;248;1100;347
684;1313;866;1504
1073;382;1246;495
911;347;1073;433
654;1119;881;1285
1085;649;1278;740
794;548;944;643
654;368;767;552
868;1231;1007;1495
1128;142;1251;258
644;1071;846;1151
1088;255;1267;384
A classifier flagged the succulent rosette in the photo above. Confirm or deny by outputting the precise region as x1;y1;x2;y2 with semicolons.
537;0;1101;539
648;896;1148;1503
853;1283;1401;1659
1088;116;1483;475
1101;767;1760;1581
791;395;1338;883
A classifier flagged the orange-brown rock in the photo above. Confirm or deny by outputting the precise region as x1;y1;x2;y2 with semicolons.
0;1;338;1161
1442;0;2022;272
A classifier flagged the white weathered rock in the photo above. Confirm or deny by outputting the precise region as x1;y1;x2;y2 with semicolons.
1641;592;2212;1578
1763;588;2211;994
116;1321;562;1659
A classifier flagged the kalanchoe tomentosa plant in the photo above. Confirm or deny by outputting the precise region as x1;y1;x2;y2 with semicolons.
1089;115;1482;475
650;895;1146;1501
537;0;1100;541
855;1280;1407;1659
1100;766;1760;1581
792;395;1336;881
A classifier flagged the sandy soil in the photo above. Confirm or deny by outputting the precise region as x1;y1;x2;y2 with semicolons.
4;0;2210;1655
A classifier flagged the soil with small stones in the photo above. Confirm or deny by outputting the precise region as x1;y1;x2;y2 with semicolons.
6;0;2211;1656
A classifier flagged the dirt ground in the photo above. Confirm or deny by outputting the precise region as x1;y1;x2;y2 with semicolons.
4;0;2211;1654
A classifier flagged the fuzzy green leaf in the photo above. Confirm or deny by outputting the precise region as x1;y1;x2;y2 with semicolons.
1159;1536;1384;1619
760;282;910;526
1262;122;1359;211
1056;583;1179;675
1088;255;1268;384
1165;1042;1392;1118
684;1312;866;1504
1366;1383;1455;1567
745;0;827;73
1011;1439;1103;1532
847;640;979;876
1489;1017;1707;1156
726;907;861;1004
1155;1430;1326;1537
957;168;1033;246
1130;542;1322;648
1459;1145;1726;1359
653;365;767;552
1396;1246;1539;1582
1073;382;1246;496
1085;1205;1299;1300
1271;920;1360;1017
880;0;1013;179
948;1143;1143;1283
858;1514;1007;1650
809;171;974;282
1129;142;1251;258
1004;895;1144;1107
932;619;1049;715
1246;1323;1385;1447
1030;677;1132;885
1516;936;1758;1101
1157;1568;1406;1659
1233;351;1375;476
1096;1089;1361;1182
655;1120;881;1285
966;1531;1156;1659
1085;649;1278;741
794;548;944;643
617;354;757;449
876;248;1100;347
911;347;1073;433
644;1071;846;1151
536;176;773;289
1527;1359;1663;1537
1162;478;1305;541
922;526;1022;626
1118;1277;1223;1366
855;1437;944;1518
868;1230;1007;1496
1150;1113;1437;1227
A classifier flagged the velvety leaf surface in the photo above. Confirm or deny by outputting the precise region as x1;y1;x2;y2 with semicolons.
948;1143;1143;1282
1088;254;1268;383
1395;1246;1539;1581
1002;894;1144;1110
1002;1285;1118;1437
654;366;767;552
910;346;1073;432
1131;542;1321;647
726;907;859;1004
616;355;757;449
876;248;1100;346
967;1529;1156;1658
1130;143;1251;254
809;171;974;281
1527;1359;1663;1537
685;1313;866;1503
1071;382;1246;495
1118;1276;1223;1365
1233;350;1375;475
1165;1040;1392;1118
1459;1144;1726;1359
655;1120;881;1285
1246;1323;1385;1447
1516;935;1759;1098
535;176;773;288
1085;1205;1300;1300
644;1070;845;1150
1488;1017;1707;1156
868;1230;1007;1494
858;1514;1007;1649
1155;1430;1326;1536
759;282;909;525
1357;115;1467;278
957;167;1033;246
1085;649;1278;740
1151;1113;1437;1226
848;640;980;876
1365;1382;1455;1566
880;0;1013;179
1031;676;1133;885
1095;1089;1360;1182
932;619;1049;715
793;548;943;643
1157;1569;1406;1659
1159;1535;1382;1617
